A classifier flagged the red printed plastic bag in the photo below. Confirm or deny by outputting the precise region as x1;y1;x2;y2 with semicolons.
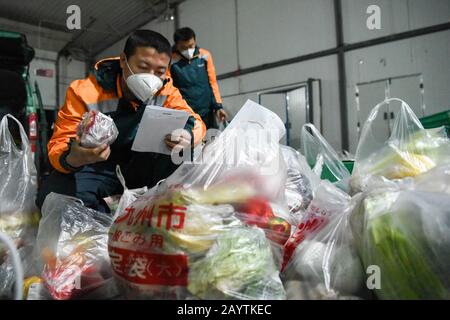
108;100;290;300
281;181;351;273
282;192;369;300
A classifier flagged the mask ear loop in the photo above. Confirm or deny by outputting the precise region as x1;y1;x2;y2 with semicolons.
124;56;135;76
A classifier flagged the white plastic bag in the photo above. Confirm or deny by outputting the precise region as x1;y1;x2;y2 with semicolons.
112;165;148;220
282;191;368;300
351;98;450;192
108;100;289;300
281;181;351;271
34;193;115;300
301;124;351;192
0;114;39;298
77;110;118;148
281;146;319;226
350;164;450;300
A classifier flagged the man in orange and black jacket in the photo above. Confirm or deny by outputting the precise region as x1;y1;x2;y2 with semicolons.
37;30;206;213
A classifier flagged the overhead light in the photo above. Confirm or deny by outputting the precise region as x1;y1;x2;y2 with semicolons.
163;11;174;21
162;0;175;21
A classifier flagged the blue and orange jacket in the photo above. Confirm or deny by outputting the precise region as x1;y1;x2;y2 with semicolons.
48;57;206;174
170;47;223;118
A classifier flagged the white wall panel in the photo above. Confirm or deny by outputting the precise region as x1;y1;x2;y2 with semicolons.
237;0;336;68
96;19;175;60
346;31;450;153
178;0;238;74
342;0;450;43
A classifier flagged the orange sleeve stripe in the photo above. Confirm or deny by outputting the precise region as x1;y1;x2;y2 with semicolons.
201;48;222;104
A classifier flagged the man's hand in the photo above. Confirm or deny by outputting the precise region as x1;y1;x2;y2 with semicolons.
66;137;111;168
215;109;228;122
164;129;192;152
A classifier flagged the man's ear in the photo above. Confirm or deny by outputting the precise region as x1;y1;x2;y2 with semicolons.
119;53;126;70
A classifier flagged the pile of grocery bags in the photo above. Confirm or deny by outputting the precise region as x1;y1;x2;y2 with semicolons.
1;98;449;300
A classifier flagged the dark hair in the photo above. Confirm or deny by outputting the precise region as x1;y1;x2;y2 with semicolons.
173;27;196;43
123;30;171;58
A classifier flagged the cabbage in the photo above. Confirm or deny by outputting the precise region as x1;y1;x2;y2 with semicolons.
188;227;286;300
354;190;450;299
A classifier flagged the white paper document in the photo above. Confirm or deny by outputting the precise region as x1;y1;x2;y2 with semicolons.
131;105;190;154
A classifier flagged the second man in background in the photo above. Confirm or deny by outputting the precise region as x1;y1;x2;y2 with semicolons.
170;27;228;129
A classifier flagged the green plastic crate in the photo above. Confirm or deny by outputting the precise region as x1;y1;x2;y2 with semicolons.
320;160;354;183
420;110;450;137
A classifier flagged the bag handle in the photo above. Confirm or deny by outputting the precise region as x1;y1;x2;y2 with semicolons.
301;123;351;182
361;98;423;139
356;98;424;162
0;114;30;152
116;165;128;190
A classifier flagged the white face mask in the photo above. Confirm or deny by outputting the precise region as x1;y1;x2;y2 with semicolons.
124;57;163;103
181;47;195;60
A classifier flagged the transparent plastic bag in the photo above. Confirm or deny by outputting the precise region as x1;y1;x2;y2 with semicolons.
108;100;289;300
281;180;351;272
351;98;450;193
0;114;39;298
350;164;450;300
34;193;115;300
301;124;351;192
282;191;369;300
112;165;148;220
217;120;229;132
281;146;320;227
77;110;118;148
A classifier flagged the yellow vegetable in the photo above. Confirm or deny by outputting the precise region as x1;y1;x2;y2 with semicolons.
23;276;43;299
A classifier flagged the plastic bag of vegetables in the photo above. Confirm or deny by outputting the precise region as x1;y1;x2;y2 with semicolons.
108;100;289;300
0;115;39;299
282;200;368;300
281;181;368;299
350;164;450;300
351;98;450;193
188;226;286;300
33;193;115;300
77;110;118;148
282;181;351;270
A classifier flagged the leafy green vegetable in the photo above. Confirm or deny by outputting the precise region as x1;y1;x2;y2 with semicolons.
358;192;449;300
187;227;286;300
